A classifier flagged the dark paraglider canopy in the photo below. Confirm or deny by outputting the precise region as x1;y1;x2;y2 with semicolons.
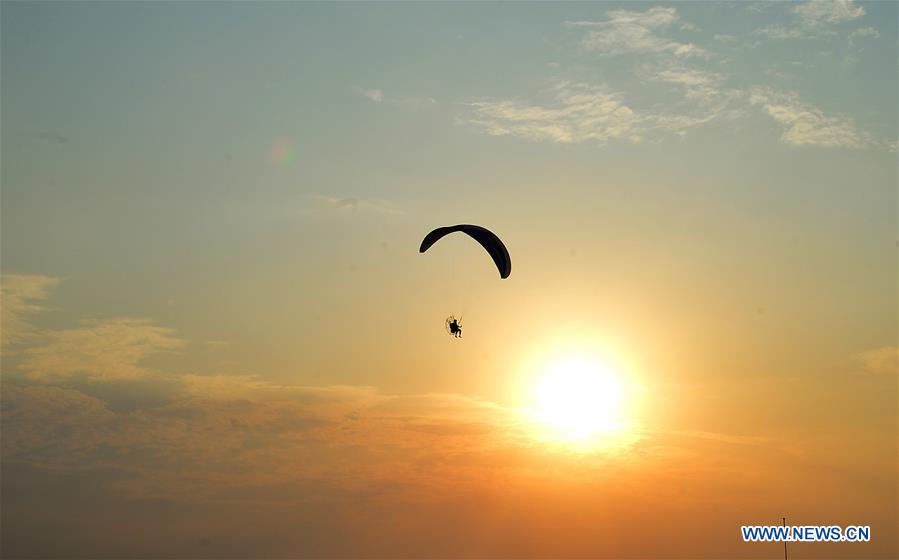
419;224;511;279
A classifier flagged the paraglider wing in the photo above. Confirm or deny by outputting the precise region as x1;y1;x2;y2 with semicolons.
419;224;511;279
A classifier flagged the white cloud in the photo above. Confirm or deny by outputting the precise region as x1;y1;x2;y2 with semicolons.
744;2;774;14
357;87;437;110
793;0;865;25
565;7;706;59
453;6;887;152
755;0;866;40
639;65;725;101
848;26;879;40
463;83;645;144
463;78;746;146
749;87;868;148
848;26;880;48
754;25;808;40
765;68;796;80
649;112;721;135
363;89;384;103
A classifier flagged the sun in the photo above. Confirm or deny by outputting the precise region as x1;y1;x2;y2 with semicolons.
525;352;634;444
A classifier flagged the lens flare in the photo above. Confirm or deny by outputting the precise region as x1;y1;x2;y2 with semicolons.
269;138;296;164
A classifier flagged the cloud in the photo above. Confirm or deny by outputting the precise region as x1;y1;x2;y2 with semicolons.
462;78;742;145
765;68;795;80
856;346;898;376
565;7;706;59
28;131;68;144
309;194;402;215
753;25;808;40
362;89;384;102
463;83;644;144
1;274;60;349
639;65;725;102
1;371;680;559
1;385;118;464
848;26;880;40
323;195;359;211
463;81;886;150
749;87;868;148
848;26;880;48
20;318;185;382
0;375;532;503
456;20;889;151
793;0;865;26
357;87;436;110
6;361;887;558
637;65;750;131
755;0;866;40
744;2;774;14
1;295;628;512
1;276;192;384
2;287;894;557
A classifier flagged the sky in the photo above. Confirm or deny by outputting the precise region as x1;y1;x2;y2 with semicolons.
1;1;896;558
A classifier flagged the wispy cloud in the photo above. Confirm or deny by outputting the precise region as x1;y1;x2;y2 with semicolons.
457;8;890;152
749;86;869;148
855;346;898;376
463;83;644;144
310;194;402;215
565;7;706;59
755;0;866;40
1;375;529;503
794;0;865;26
462;77;741;145
362;89;384;103
357;87;436;110
744;2;775;14
848;26;880;49
27;131;68;144
753;25;808;40
1;274;60;349
462;78;884;150
848;26;879;41
638;64;725;102
20;318;185;382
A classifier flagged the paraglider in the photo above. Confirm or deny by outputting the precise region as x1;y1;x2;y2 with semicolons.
420;224;510;337
419;224;511;279
446;316;462;338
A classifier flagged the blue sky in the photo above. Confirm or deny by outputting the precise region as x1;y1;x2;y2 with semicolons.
3;1;895;389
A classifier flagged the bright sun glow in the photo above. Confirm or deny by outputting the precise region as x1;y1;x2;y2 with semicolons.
527;352;634;444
